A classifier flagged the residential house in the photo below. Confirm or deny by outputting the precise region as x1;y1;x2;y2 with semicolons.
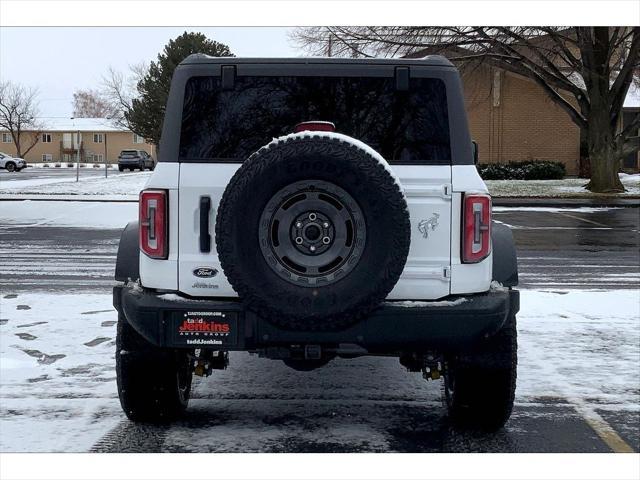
0;118;154;164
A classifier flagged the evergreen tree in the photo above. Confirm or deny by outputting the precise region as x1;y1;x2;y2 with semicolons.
127;32;233;145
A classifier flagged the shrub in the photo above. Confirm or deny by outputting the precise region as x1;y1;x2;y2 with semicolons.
43;163;50;168
54;163;61;168
93;164;101;168
478;160;566;180
67;163;74;168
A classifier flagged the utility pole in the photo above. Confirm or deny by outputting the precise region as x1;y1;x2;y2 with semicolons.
75;129;80;182
104;132;108;178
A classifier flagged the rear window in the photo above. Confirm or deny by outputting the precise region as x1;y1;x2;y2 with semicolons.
179;75;450;164
120;150;138;157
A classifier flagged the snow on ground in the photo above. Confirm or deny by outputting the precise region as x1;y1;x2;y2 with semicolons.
0;201;137;229
0;293;121;452
517;290;640;407
0;289;638;452
0;171;150;196
486;173;640;197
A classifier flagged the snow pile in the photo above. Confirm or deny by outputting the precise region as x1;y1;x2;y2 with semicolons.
28;163;118;169
0;200;137;229
0;293;122;452
486;173;640;197
385;298;467;308
0;171;150;196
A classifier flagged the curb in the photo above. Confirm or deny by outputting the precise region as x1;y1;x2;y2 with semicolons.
492;198;640;208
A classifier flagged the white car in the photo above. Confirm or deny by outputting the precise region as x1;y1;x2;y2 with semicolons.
113;56;520;431
0;152;26;172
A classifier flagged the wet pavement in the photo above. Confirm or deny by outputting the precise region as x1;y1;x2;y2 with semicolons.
90;354;631;453
1;206;638;293
0;204;638;452
494;207;639;289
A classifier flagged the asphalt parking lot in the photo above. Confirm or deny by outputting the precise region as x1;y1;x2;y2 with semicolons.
0;201;638;453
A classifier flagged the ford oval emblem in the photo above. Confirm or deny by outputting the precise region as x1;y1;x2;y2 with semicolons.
193;267;218;278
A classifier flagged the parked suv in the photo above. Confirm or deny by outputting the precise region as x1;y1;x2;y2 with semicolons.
117;149;154;171
0;152;26;172
113;56;520;431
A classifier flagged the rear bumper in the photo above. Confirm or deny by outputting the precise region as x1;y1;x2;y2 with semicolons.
118;159;142;165
113;285;519;354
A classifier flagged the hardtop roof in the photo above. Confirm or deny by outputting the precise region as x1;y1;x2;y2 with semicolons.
180;54;455;68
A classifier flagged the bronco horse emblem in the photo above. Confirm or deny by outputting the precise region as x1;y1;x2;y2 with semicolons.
418;213;440;239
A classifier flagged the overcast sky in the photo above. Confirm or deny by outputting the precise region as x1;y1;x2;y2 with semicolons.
0;27;299;118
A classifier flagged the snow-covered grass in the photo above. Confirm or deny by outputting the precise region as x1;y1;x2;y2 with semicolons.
486;173;640;197
0;171;150;197
0;289;637;451
0;201;137;229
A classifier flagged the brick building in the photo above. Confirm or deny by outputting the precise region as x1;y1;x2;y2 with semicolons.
459;64;639;175
0;118;154;164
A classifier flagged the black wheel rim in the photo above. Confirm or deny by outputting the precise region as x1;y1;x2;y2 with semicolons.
259;180;366;287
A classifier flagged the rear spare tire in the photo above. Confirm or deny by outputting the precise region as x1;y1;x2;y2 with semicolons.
215;132;410;331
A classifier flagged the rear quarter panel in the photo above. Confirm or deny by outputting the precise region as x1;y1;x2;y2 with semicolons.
138;162;180;290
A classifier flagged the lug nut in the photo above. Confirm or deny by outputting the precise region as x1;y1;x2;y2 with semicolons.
309;213;317;221
295;237;303;245
323;222;329;228
322;236;331;244
296;222;303;228
309;245;316;252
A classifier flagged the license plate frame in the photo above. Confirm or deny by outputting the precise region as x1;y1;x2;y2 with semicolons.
171;310;238;347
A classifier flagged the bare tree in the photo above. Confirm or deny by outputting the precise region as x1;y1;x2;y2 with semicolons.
0;80;43;159
100;62;148;131
72;89;119;118
292;27;640;193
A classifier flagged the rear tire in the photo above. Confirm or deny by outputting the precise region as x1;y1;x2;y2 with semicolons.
444;313;517;431
118;166;124;172
116;313;193;423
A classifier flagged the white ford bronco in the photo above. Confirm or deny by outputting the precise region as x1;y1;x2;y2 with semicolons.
113;56;520;431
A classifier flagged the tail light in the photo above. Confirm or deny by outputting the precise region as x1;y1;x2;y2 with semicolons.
462;193;491;263
294;121;336;133
139;189;168;259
